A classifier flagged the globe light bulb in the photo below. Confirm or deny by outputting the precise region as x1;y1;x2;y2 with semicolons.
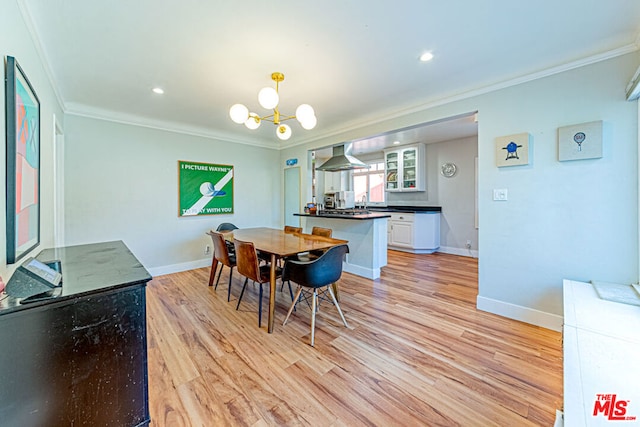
276;124;292;140
229;104;249;124
258;87;279;109
300;114;317;130
244;113;261;130
295;104;315;123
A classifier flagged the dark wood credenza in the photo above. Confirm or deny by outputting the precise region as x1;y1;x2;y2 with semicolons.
0;241;152;427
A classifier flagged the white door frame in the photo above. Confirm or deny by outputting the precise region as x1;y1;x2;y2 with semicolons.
53;114;65;247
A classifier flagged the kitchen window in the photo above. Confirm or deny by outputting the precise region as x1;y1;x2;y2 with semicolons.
353;161;385;205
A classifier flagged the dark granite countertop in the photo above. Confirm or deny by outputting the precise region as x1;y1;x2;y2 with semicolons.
367;205;442;213
294;212;391;220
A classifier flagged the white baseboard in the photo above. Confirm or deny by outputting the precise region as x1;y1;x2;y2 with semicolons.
388;245;438;254
438;246;478;258
343;262;380;280
476;295;563;331
147;258;211;277
147;258;380;281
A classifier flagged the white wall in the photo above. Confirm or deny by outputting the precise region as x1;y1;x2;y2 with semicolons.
281;52;639;330
429;137;478;256
0;0;64;279
64;115;280;275
476;55;638;328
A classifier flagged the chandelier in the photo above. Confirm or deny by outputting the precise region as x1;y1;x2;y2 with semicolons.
229;72;316;140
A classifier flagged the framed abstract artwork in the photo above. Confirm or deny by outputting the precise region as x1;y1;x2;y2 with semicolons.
558;120;603;161
178;160;234;216
5;56;40;264
495;132;531;167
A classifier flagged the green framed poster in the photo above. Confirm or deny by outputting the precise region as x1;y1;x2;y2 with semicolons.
178;161;234;216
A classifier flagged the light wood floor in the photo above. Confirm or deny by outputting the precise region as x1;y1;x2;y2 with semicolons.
147;250;562;426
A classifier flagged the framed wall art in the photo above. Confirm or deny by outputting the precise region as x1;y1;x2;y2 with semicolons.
558;120;603;161
495;132;531;167
178;160;234;216
5;56;40;264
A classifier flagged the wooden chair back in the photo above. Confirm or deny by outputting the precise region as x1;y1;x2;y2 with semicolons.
233;239;263;283
311;226;332;238
284;225;302;234
207;230;234;267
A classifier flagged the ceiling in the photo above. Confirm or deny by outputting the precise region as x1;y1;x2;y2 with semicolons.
21;1;640;153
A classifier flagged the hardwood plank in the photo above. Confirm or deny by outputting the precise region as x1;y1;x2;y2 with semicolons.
147;346;191;427
147;288;201;385
146;250;562;426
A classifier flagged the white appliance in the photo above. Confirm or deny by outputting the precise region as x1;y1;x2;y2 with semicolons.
336;191;355;209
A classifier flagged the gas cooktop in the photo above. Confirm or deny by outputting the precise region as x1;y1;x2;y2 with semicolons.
318;209;371;216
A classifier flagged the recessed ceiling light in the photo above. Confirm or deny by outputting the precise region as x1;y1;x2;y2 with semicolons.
152;87;164;94
419;52;434;62
393;140;400;145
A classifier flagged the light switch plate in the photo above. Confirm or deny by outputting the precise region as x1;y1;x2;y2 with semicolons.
493;188;508;201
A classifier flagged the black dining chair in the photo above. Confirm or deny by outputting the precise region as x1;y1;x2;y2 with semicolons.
216;222;238;232
207;230;237;302
282;244;349;346
296;226;333;262
234;238;283;328
216;222;238;255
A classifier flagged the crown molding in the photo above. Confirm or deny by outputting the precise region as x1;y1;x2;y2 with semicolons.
17;0;67;112
17;0;639;153
284;43;640;151
54;42;640;153
65;103;278;150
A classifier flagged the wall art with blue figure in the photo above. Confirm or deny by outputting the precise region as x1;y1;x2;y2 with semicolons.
495;133;531;167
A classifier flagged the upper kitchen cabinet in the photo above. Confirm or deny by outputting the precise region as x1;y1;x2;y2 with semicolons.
384;143;425;192
323;170;347;193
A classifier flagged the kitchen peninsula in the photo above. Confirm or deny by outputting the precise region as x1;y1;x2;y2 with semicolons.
295;209;390;279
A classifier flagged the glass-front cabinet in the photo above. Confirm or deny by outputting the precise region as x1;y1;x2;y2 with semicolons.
384;143;425;192
385;152;399;190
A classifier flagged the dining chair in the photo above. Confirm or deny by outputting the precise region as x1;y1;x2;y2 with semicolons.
282;244;349;346
311;226;332;238
234;238;283;328
259;225;303;265
284;225;302;234
216;222;238;232
207;230;237;302
217;222;239;255
296;226;334;262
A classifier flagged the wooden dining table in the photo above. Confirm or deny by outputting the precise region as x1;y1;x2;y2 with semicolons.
231;227;348;333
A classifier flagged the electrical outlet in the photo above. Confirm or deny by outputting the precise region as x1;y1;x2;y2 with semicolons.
493;188;508;201
466;240;472;249
204;245;211;255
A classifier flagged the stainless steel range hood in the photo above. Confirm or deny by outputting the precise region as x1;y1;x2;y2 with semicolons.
316;144;368;171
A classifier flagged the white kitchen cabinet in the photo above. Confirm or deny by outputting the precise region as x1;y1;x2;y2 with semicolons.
323;171;346;193
387;212;440;253
384;144;425;192
388;215;413;247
